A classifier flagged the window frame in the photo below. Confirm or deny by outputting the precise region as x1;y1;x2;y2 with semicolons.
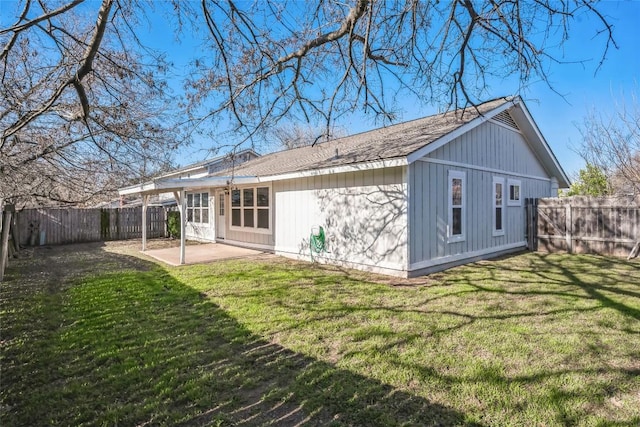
447;170;466;243
493;176;505;236
507;179;522;206
229;185;271;233
186;191;210;224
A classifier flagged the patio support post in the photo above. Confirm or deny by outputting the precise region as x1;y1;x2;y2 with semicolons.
173;190;186;265
141;194;149;251
180;190;186;264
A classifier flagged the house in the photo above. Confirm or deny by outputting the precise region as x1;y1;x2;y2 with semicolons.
120;149;259;239
119;97;569;277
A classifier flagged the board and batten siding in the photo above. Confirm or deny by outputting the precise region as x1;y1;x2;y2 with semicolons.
427;120;549;177
408;120;554;272
273;166;408;276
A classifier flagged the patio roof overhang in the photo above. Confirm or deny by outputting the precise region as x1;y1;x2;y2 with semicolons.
118;175;259;196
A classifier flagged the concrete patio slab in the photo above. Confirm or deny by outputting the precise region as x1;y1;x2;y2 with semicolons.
143;243;269;266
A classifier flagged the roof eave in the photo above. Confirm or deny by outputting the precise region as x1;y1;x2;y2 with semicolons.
256;157;408;182
510;101;571;188
118;175;259;196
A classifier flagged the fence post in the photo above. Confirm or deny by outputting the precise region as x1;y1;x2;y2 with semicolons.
1;206;14;282
565;201;573;253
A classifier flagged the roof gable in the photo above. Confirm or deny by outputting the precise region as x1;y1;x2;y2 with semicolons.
406;98;569;187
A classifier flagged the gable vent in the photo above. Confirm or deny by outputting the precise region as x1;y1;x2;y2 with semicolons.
492;110;519;131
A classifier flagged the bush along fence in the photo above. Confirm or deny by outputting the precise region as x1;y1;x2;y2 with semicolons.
13;207;168;247
526;196;640;258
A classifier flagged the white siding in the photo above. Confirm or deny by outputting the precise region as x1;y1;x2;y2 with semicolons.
185;222;215;241
408;120;554;269
273;166;408;275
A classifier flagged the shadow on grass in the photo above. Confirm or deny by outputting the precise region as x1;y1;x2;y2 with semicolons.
465;252;640;321
0;245;477;426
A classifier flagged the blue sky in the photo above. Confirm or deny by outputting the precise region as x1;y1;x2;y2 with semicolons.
332;0;639;179
2;1;638;178
516;1;640;177
158;1;639;179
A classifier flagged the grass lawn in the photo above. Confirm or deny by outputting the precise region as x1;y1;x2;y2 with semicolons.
1;241;639;426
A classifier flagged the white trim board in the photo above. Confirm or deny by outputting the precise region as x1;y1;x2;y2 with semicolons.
418;158;551;182
409;241;527;271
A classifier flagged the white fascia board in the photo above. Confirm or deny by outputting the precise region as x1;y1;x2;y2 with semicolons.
406;99;517;164
119;181;157;196
514;102;571;188
119;175;259;196
258;158;407;182
157;176;258;190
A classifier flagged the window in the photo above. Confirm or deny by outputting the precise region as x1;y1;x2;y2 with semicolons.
448;170;465;242
187;192;209;224
230;186;270;231
493;177;505;236
508;179;522;206
231;189;241;226
256;187;269;229
243;189;254;227
219;193;224;216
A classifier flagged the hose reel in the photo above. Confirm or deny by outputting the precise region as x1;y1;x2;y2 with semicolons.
310;225;326;261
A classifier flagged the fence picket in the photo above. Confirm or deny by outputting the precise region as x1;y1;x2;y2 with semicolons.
528;197;640;257
13;207;167;246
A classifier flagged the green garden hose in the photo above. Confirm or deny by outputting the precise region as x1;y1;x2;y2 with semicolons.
310;226;325;261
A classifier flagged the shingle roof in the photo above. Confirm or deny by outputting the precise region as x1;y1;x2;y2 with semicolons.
217;97;511;178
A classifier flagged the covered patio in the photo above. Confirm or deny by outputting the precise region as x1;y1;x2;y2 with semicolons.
143;242;269;266
119;175;259;264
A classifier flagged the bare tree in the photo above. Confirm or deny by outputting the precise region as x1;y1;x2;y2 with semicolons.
1;0;180;206
576;91;640;197
185;0;616;141
270;124;346;151
2;0;617;206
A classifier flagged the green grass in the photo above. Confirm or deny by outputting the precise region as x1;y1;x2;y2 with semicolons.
1;242;639;426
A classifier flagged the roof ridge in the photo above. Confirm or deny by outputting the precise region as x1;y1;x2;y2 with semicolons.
286;96;513;150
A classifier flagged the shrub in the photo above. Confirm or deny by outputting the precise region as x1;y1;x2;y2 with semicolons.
166;210;180;239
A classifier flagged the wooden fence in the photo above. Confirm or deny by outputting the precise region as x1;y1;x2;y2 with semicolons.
13;207;167;246
526;197;640;257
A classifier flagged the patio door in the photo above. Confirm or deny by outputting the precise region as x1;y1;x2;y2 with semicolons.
216;191;226;240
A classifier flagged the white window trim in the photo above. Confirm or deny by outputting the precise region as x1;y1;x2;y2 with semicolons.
448;170;466;243
493;177;505;237
229;184;272;234
186;191;210;224
508;179;522;206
